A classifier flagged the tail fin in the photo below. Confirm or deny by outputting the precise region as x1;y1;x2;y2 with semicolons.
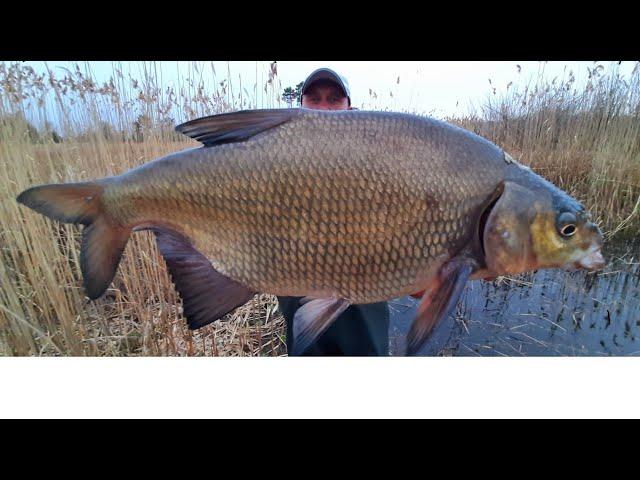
17;182;131;299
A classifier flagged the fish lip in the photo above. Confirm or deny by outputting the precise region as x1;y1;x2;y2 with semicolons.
578;246;606;271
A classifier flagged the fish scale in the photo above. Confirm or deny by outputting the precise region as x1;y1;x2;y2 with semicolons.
16;108;606;354
98;111;505;302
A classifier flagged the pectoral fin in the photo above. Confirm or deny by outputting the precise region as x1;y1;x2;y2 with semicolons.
154;229;256;329
406;259;475;356
291;297;351;356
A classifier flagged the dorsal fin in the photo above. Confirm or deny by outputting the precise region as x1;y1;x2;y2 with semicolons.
175;108;301;147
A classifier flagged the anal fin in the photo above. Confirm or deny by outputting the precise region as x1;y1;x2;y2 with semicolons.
154;229;256;330
406;259;475;356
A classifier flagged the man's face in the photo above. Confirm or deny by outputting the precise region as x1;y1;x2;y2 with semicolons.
301;81;350;110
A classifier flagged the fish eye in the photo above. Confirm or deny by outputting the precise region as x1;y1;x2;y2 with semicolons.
557;212;578;237
560;224;576;237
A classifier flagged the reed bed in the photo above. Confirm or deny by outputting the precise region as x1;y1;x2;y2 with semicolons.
451;62;640;240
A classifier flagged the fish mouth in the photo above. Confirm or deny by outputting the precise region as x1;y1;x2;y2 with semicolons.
576;245;606;271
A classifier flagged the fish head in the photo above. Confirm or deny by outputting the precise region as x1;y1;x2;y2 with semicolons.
482;181;605;276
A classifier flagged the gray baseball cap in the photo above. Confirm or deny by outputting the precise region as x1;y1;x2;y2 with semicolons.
301;68;351;104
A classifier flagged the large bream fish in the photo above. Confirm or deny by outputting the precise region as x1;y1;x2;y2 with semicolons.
17;108;605;355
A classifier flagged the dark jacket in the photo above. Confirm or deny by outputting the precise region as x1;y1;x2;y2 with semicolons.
278;296;390;356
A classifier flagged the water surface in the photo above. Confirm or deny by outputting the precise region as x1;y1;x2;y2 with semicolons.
388;242;640;356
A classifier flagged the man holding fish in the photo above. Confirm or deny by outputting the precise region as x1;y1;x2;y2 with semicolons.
16;68;605;356
278;67;400;356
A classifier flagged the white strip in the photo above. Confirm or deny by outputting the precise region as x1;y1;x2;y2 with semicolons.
2;358;639;419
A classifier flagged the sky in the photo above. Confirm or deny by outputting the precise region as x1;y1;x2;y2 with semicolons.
12;60;638;128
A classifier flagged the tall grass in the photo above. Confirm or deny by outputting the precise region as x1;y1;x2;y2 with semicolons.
0;61;287;356
1;61;638;356
451;62;640;240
